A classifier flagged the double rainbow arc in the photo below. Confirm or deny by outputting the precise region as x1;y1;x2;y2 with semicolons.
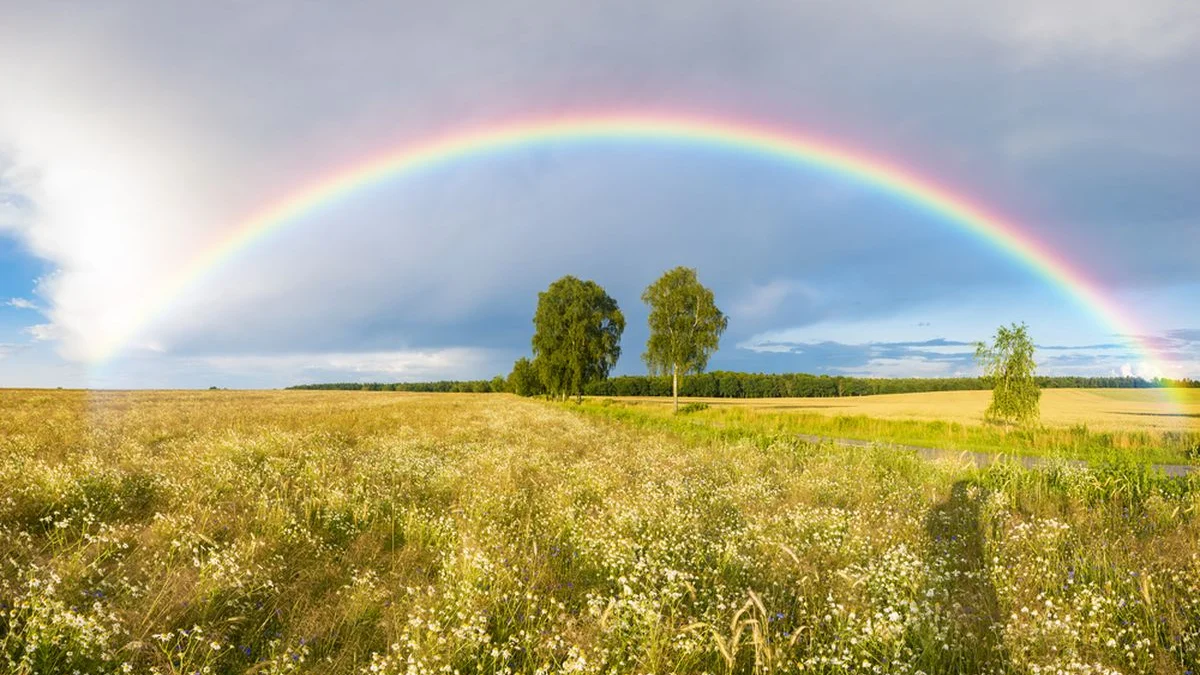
95;112;1169;390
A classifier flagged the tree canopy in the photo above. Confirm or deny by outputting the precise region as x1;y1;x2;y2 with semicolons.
506;357;545;397
642;267;728;411
532;276;625;401
975;322;1041;425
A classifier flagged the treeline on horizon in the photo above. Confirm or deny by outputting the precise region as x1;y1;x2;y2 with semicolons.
288;373;1200;396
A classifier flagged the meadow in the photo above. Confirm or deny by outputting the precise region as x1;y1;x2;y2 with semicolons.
1;389;1199;674
604;389;1200;467
608;389;1200;433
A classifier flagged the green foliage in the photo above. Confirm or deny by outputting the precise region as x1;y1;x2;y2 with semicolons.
292;373;1191;396
975;323;1041;425
531;276;625;401
506;357;545;397
576;398;1199;470
290;380;505;392
641;267;728;411
676;402;709;414
489;375;507;394
583;373;1184;398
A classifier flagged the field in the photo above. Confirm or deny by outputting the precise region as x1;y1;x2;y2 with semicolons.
2;389;1200;674
603;389;1200;467
609;389;1200;433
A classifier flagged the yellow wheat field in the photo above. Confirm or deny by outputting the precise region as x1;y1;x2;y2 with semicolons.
610;388;1200;432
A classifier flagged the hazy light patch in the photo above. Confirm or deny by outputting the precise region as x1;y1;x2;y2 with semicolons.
201;348;497;379
729;279;821;321
1001;0;1199;63
93;347;509;390
837;357;974;378
23;323;59;341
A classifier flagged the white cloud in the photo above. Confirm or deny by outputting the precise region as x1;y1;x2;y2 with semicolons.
6;297;37;310
0;34;237;361
838;357;969;379
200;348;501;383
23;323;60;341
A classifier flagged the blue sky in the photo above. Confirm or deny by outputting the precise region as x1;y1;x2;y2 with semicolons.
1;1;1198;388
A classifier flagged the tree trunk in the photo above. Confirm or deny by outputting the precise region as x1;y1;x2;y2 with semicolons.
672;363;679;413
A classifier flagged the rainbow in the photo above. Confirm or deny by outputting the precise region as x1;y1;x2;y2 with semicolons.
97;112;1172;386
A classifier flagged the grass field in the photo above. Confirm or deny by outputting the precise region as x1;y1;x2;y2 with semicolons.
1;389;1199;674
601;389;1200;466
608;389;1200;432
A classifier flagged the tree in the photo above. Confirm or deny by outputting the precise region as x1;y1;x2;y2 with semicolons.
506;357;545;397
641;267;728;412
975;322;1040;425
531;276;625;402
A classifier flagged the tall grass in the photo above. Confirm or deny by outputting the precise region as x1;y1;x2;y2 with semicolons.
589;399;1199;466
0;390;1197;673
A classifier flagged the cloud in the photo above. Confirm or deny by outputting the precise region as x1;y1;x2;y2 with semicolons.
836;357;974;379
1036;343;1126;350
1166;329;1200;344
81;347;511;389
23;323;59;341
0;2;1196;385
995;0;1199;63
1119;331;1200;352
6;297;37;310
728;322;1200;379
203;348;499;380
738;337;978;372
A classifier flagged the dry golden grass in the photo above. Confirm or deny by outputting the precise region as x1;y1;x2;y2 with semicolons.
608;388;1200;432
1;389;1198;674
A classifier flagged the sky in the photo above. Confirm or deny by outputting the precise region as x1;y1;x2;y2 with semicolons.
1;1;1198;388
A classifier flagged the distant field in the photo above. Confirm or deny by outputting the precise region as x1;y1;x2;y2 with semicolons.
607;388;1200;432
1;389;1198;673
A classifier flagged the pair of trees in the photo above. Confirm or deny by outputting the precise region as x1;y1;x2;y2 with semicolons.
519;267;727;409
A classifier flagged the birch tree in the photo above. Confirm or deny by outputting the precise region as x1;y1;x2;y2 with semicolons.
642;267;728;412
975;322;1041;425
